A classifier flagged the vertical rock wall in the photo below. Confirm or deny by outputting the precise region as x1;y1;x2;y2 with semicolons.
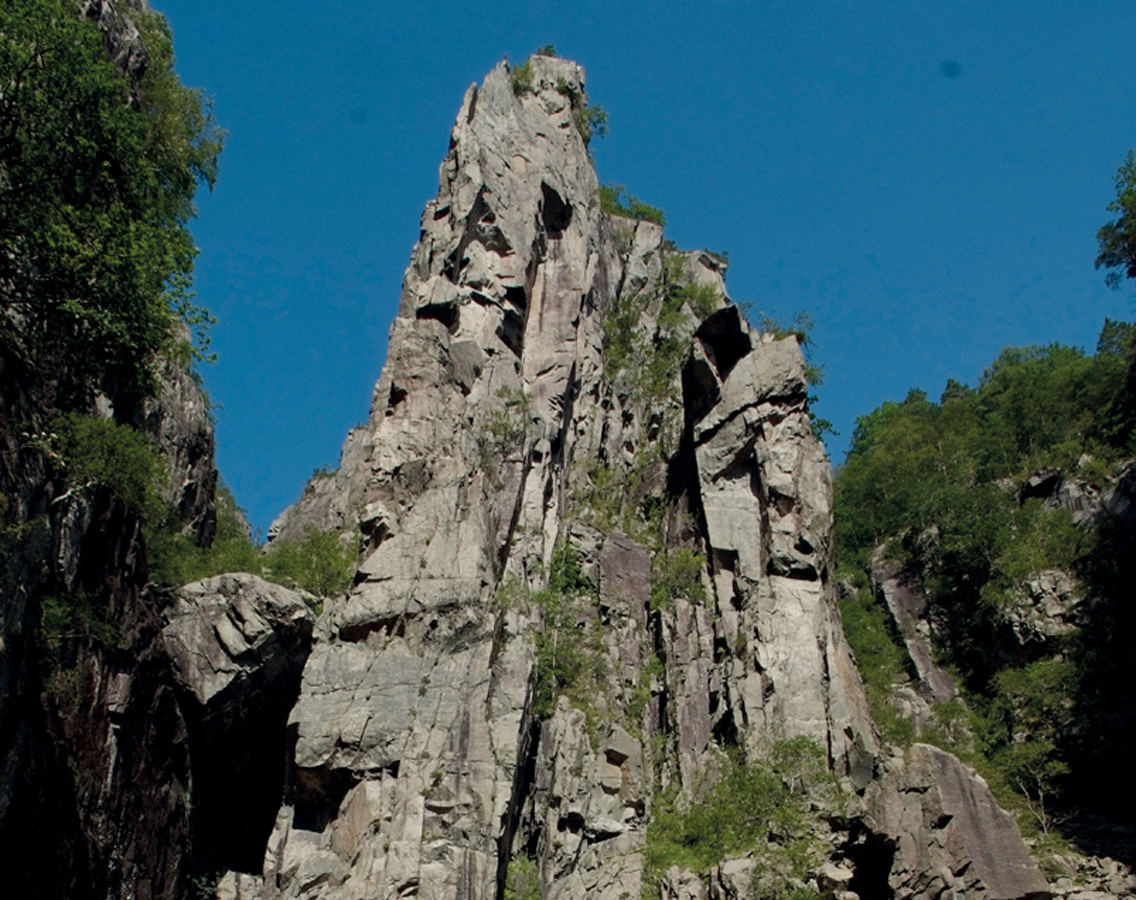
259;55;879;900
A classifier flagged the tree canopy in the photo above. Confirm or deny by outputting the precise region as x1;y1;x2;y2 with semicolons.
0;0;222;413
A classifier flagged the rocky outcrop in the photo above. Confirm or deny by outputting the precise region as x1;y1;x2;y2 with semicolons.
252;53;875;900
162;573;314;721
1005;569;1086;650
244;52;1043;900
79;0;151;82
1;34;1059;900
163;574;316;877
870;551;959;704
145;342;220;544
866;744;1050;900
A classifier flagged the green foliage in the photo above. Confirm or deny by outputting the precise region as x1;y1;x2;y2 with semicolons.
486;386;532;444
502;856;541;900
573;103;608;146
644;739;835;899
660;258;719;324
40;589;119;654
535;44;557;57
600;292;640;384
188;872;221;900
1096;150;1136;288
146;484;260;586
54;413;165;519
550;74;607;146
511;59;534;94
1097;317;1134;356
601;285;687;409
833;327;1136;831
531;541;605;719
262;524;355;601
147;489;352;605
835;340;1127;570
600;184;666;227
575;460;626;532
751;310;817;348
479;386;533;482
0;0;222;410
836;578;917;746
650;548;706;610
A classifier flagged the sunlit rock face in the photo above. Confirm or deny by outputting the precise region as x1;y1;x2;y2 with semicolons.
237;53;1045;900
252;53;881;900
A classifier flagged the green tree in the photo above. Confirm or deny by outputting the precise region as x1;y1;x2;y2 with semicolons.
0;0;222;411
1096;150;1136;288
263;525;355;599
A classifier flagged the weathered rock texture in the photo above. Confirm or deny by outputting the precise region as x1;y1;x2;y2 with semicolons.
870;551;959;704
247;55;1044;900
0;34;1055;899
145;334;220;544
866;744;1051;900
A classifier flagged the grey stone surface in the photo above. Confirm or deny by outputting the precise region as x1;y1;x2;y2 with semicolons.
162;573;314;720
870;550;959;703
866;744;1050;900
144;329;219;543
250;52;1042;900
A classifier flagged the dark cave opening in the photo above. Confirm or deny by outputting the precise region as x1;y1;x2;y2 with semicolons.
842;823;897;900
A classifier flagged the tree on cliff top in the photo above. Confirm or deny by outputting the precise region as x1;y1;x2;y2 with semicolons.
1096;150;1136;288
0;0;222;413
1095;150;1136;449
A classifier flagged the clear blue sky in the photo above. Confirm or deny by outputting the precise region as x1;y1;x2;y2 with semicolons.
158;0;1136;535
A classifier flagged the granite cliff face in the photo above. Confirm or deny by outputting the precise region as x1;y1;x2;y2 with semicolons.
0;23;1059;898
246;56;1046;900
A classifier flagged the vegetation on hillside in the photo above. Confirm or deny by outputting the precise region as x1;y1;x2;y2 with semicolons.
600;184;666;227
644;738;839;900
147;490;354;606
0;0;222;414
835;329;1136;831
833;150;1136;838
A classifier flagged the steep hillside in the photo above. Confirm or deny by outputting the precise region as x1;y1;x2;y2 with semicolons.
833;335;1136;875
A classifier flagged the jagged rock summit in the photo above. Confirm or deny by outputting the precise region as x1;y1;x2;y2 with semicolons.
241;54;1046;900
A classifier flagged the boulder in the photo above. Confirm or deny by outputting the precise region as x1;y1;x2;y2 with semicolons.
866;744;1050;900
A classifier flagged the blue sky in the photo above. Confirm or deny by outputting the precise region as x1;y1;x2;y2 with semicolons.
159;0;1136;535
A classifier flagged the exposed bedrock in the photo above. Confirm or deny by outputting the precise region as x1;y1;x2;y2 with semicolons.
233;52;1049;900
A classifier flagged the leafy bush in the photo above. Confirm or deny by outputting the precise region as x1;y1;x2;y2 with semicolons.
502;856;541;900
573;102;608;146
146;485;260;586
511;59;534;94
531;542;605;718
262;525;355;601
600;291;642;384
148;489;352;605
645;739;835;899
54;414;165;520
1096;149;1136;288
650;548;706;609
832;325;1135;830
836;578;917;746
600;184;666;227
